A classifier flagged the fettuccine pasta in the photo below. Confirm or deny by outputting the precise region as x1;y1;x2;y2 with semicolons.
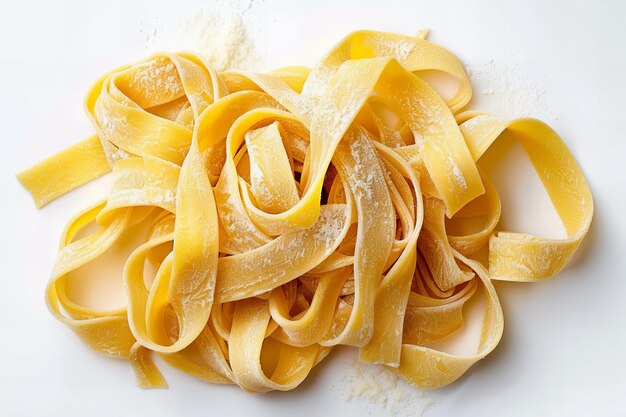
17;29;593;391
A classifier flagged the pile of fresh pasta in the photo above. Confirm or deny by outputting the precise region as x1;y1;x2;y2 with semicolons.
18;30;593;391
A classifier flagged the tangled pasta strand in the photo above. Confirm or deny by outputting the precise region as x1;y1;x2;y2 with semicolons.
18;30;593;391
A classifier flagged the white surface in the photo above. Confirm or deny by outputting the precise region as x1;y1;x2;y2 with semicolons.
1;0;625;416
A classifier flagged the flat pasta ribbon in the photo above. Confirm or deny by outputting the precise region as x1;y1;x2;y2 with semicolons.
17;29;592;391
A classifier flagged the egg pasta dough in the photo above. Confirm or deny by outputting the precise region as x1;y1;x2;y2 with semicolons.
17;30;593;391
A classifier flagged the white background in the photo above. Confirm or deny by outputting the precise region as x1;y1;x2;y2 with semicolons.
1;0;625;416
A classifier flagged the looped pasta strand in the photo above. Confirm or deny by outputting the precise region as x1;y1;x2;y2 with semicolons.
17;30;592;391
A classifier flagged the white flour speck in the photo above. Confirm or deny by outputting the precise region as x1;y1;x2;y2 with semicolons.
464;58;556;120
340;360;435;417
137;0;264;72
448;157;467;189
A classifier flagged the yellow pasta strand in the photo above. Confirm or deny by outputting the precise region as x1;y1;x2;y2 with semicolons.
17;135;111;207
18;29;592;392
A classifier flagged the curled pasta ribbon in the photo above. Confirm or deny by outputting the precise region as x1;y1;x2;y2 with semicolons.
18;30;592;391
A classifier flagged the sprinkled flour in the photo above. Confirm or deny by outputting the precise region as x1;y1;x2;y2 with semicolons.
464;58;556;120
448;156;467;189
177;2;263;72
139;0;264;72
340;360;435;417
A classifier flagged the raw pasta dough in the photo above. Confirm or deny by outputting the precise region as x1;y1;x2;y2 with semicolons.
17;30;593;391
